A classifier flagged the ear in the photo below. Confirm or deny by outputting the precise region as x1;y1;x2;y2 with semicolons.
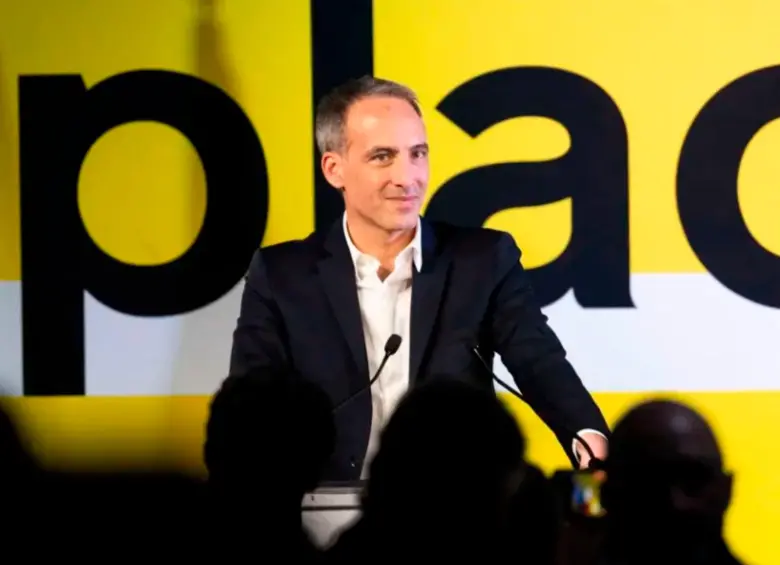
670;471;733;514
321;151;345;190
713;471;733;513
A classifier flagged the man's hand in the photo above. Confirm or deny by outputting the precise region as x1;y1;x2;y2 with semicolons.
575;431;608;470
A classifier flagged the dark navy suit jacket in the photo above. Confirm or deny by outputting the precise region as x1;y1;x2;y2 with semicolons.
230;217;609;480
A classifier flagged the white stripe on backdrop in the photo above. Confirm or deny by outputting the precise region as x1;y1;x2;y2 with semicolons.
0;273;778;396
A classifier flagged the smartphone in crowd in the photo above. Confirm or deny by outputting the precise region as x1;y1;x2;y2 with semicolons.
551;469;607;519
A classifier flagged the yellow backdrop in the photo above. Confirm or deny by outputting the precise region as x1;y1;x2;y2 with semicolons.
0;1;778;562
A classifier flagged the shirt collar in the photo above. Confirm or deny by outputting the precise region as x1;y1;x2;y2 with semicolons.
342;212;423;274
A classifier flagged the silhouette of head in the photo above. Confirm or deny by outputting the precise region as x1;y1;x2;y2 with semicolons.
204;367;336;499
364;379;526;543
603;399;731;541
0;401;36;482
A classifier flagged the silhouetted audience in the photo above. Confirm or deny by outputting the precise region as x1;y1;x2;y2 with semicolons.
0;381;755;564
502;462;563;565
599;399;742;565
0;400;37;485
37;469;206;557
0;403;202;557
0;400;41;545
328;379;527;562
204;366;336;561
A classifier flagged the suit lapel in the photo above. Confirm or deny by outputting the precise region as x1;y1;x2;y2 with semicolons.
410;220;452;382
317;222;369;380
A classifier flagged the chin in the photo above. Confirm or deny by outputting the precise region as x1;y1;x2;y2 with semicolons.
374;207;419;232
391;213;419;231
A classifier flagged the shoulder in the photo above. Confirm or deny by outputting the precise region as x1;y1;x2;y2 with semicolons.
423;219;519;257
245;231;324;278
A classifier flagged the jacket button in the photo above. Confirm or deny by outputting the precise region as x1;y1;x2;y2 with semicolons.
349;458;357;468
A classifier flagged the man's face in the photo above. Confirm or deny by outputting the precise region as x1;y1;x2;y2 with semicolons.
323;96;429;233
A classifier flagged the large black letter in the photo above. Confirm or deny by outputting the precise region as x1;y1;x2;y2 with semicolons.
311;0;373;230
677;66;780;308
19;70;268;395
426;67;631;308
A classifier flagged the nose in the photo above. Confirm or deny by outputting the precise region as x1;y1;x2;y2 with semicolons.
390;156;417;189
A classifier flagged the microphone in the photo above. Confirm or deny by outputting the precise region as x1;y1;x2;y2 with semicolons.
469;344;604;471
332;334;403;412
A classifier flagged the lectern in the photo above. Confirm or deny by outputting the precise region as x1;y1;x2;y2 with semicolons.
301;481;365;549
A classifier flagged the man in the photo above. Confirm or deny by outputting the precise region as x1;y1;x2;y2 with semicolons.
328;379;528;561
204;367;335;561
230;75;608;481
599;399;742;565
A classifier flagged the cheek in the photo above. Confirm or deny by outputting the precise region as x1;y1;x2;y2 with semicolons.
360;172;391;200
344;171;386;205
415;163;430;187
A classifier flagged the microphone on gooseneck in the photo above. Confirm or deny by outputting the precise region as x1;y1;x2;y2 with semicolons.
469;344;604;471
332;334;403;413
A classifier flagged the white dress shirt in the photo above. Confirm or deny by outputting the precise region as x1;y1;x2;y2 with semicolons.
342;214;604;476
342;214;421;477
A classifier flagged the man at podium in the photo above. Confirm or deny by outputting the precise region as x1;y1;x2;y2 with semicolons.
229;76;609;481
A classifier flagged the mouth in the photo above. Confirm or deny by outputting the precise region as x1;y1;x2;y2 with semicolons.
387;196;418;203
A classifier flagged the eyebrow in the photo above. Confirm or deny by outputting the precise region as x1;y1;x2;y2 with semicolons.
365;143;429;157
366;146;397;157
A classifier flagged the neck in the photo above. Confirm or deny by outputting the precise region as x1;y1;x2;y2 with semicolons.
345;213;416;263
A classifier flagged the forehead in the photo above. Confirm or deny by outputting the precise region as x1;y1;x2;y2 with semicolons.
344;96;426;149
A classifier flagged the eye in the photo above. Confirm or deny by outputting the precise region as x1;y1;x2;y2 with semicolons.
412;147;428;160
372;152;391;162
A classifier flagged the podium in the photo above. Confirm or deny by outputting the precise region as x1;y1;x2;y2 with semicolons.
301;481;365;549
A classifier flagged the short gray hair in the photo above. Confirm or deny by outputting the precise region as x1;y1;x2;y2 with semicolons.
314;75;422;154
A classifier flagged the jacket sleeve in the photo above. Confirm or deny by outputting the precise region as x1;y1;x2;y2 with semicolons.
489;232;609;463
